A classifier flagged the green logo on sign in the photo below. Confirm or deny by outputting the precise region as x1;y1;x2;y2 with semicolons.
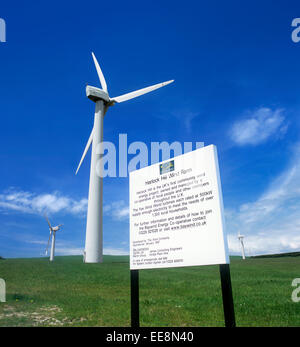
159;160;174;175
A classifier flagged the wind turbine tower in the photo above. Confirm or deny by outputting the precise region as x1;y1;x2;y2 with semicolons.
238;232;246;260
76;52;174;263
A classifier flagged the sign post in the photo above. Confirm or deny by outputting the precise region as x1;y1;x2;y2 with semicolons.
129;145;235;327
219;264;235;327
130;269;140;328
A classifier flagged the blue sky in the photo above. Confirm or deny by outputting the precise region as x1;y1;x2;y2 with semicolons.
1;0;300;257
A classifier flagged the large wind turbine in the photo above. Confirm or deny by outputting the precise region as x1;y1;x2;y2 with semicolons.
45;214;63;262
76;52;174;263
238;232;246;260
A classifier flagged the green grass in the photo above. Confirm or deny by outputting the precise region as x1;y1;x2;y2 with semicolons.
0;255;300;326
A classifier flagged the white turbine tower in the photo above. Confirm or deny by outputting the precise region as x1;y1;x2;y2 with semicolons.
238;232;246;260
45;214;63;262
76;52;174;263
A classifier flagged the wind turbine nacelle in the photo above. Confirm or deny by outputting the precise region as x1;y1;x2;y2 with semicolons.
86;85;110;103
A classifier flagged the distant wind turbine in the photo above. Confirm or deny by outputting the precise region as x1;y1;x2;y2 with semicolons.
76;52;174;263
238;232;246;260
44;214;63;262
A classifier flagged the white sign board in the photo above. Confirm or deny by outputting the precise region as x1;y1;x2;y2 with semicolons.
129;145;229;270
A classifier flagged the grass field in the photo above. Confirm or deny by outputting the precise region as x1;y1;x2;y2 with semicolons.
0;255;300;327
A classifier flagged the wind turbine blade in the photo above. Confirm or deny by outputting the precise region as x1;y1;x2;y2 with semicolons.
75;128;94;175
91;52;108;93
111;80;174;103
44;213;52;229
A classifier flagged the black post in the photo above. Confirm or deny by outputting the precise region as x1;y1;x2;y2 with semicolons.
219;264;236;327
130;269;140;328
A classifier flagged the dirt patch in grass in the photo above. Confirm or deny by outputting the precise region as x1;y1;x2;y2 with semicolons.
0;305;86;326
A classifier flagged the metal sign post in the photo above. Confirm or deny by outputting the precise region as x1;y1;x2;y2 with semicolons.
219;264;236;327
131;270;140;328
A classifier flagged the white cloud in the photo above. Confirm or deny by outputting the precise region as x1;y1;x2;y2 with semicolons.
47;246;128;256
104;200;129;220
26;240;47;245
103;247;129;256
24;239;128;256
229;107;287;146
0;188;88;216
226;144;300;255
54;247;84;255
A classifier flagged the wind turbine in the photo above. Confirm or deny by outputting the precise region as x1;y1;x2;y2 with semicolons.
238;232;246;260
45;214;63;262
76;52;174;263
